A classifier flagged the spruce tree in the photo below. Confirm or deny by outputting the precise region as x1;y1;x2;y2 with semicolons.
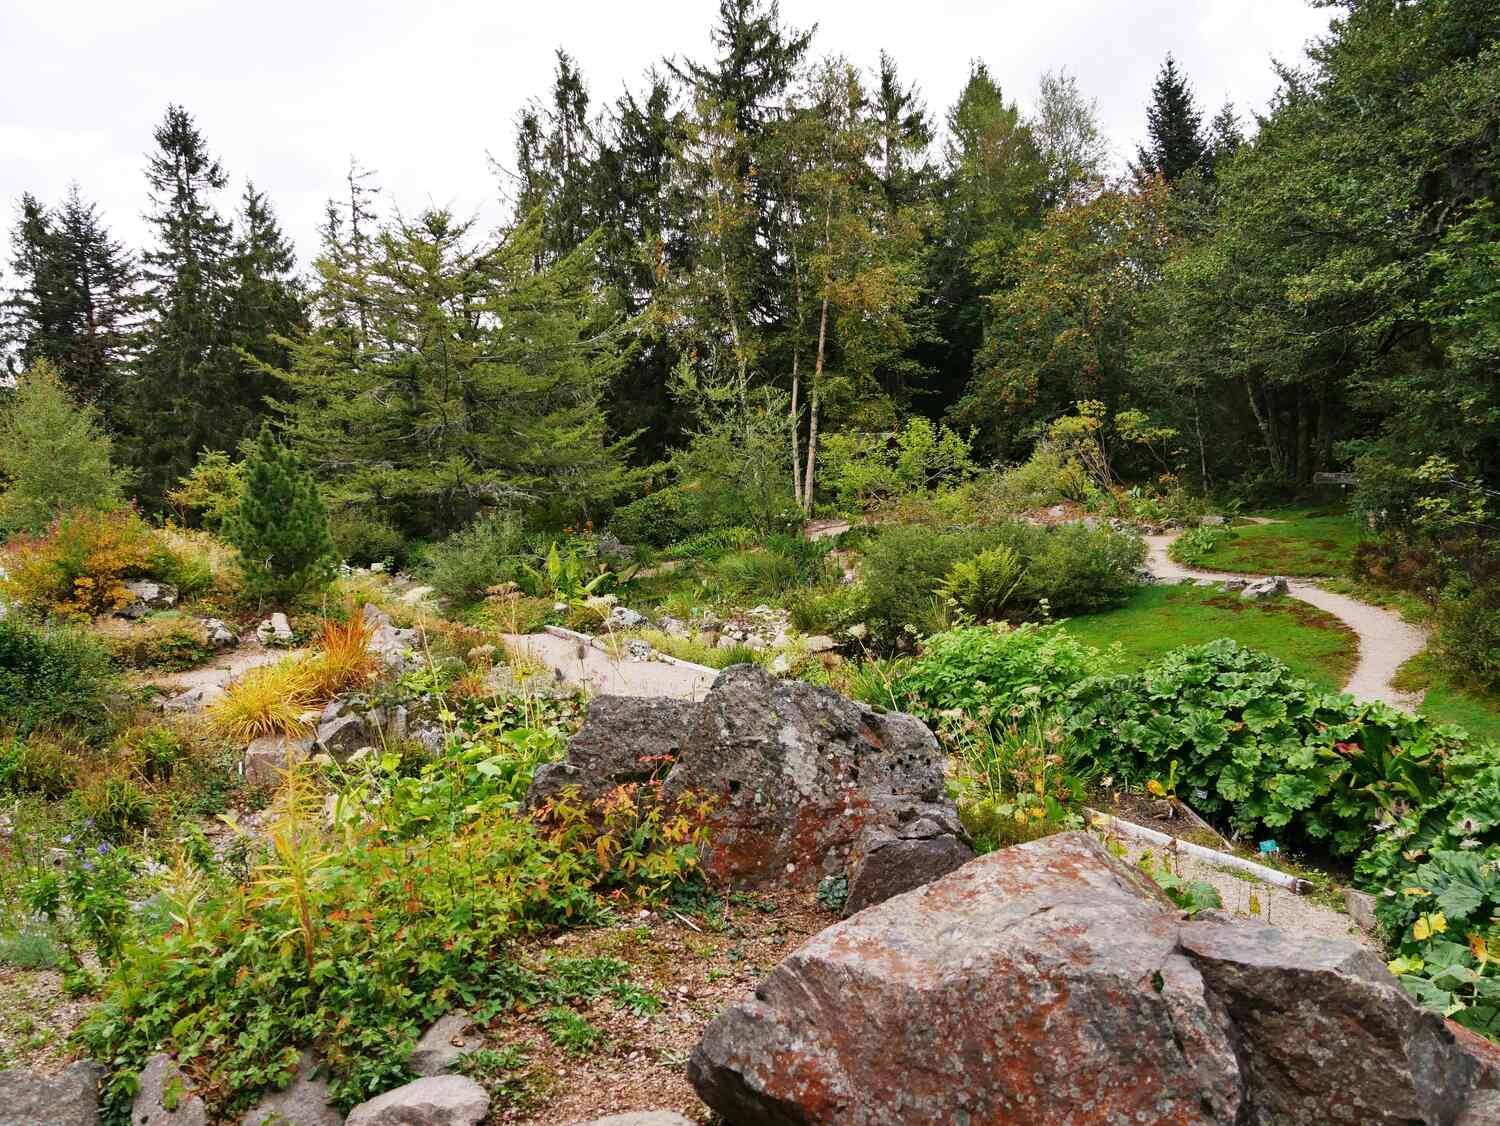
1133;54;1209;183
4;186;135;417
128;104;237;506
225;183;305;438
224;425;335;604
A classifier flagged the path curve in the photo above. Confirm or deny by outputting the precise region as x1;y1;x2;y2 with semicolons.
1144;532;1426;710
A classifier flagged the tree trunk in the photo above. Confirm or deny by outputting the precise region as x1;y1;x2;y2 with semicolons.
803;292;829;514
789;350;803;508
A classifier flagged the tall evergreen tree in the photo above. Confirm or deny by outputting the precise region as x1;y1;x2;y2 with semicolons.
3;186;135;416
128;104;238;505
511;51;597;267
1133;54;1209;183
225;183;305;436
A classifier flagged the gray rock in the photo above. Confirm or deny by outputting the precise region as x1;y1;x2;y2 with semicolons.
1241;575;1289;600
1222;578;1249;593
242;1051;343;1125
411;722;447;756
158;683;226;715
577;1114;695;1126
1200;514;1228;526
362;604;417;672
606;606;649;630
344;1075;488;1126
528;696;695;809
201;617;237;647
244;735;316;786
1194;577;1220;588
623;638;654;662
118;580;179;619
316;713;368;758
656;615;691;639
401;585;435;605
803;635;838;654
256;613;295;646
0;1060;102;1126
844;817;975;916
409;1011;481;1077
131;1053;207;1126
689;831;1500;1126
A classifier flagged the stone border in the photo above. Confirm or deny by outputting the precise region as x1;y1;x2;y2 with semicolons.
1087;809;1312;894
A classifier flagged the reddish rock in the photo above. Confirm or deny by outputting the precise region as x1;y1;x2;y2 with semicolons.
689;831;1500;1125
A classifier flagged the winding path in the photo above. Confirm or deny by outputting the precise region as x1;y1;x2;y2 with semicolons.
1144;531;1427;710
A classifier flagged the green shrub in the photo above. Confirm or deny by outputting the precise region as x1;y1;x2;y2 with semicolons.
166;451;245;532
330;508;410;568
787;584;868;634
896;623;1111;726
105;613;214;671
1065;639;1458;856
975;446;1092;514
1016;521;1144;616
939;544;1026;621
664;527;756;561
611;487;714;548
224;427;337;605
0;617;117;736
707;534;830;601
1437;578;1500;692
424;511;527;605
861;525;1003;644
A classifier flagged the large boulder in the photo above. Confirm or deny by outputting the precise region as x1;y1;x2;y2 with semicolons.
0;1060;102;1126
527;696;696;809
362;604;420;673
529;666;971;911
345;1075;488;1126
118;580;178;620
244;734;315;786
688;831;1500;1125
663;665;969;897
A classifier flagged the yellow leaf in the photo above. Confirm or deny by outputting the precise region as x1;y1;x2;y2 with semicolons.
1248;892;1261;916
1146;779;1166;797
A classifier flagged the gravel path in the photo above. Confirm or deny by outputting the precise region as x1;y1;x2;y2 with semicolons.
1145;531;1426;709
502;632;718;701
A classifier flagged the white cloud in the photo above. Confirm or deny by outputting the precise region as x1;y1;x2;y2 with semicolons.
0;0;1332;265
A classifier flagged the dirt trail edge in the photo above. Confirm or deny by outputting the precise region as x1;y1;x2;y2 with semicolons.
1145;532;1426;710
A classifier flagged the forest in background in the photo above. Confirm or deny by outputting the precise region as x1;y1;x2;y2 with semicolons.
2;0;1496;618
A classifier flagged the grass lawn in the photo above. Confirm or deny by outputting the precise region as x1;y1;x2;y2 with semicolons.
1395;651;1500;745
1061;582;1358;690
1176;506;1368;577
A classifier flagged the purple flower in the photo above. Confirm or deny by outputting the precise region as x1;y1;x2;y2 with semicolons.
97;842;111;855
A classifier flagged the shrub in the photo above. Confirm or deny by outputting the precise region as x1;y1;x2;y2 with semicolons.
1016;521;1144;616
329;508;410;568
947;715;1084;852
787;584;868;634
939;544;1026;621
975;446;1092;514
166;450;245;532
860;525;1002;644
0;734;78;797
0;362;129;534
896;623;1111;727
425;511;527;604
707;535;830;601
76;772;157;839
224;427;337;605
1436;578;1500;691
664;527;756;561
208;659;317;743
1;507;159;619
0;617;117;736
104;613;214;671
152;526;237;600
611;486;719;548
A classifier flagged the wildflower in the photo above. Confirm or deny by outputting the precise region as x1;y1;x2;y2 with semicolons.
1458;816;1481;835
1460;838;1482;850
97;842;111;855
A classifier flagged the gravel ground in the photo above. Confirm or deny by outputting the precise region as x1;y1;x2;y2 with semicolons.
502;632;718;701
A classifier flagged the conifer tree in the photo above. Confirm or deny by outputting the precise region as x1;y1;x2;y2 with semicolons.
224;425;335;604
0;361;129;533
4;186;135;417
128;104;238;505
1133;54;1209;183
225;183;305;437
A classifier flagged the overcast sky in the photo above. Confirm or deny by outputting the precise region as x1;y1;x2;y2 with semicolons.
1;1;1333;267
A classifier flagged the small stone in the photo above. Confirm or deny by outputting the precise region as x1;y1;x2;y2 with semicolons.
118;580;179;619
201;617;238;647
256;613;294;646
158;683;226;714
316;713;368;758
803;635;838;653
409;1011;481;1077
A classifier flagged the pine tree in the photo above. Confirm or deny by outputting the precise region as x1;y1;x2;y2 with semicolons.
128;104;238;506
0;361;129;533
4;186;135;416
224;425;335;604
225;183;305;438
1133;54;1209;183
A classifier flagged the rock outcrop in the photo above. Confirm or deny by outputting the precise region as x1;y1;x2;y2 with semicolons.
118;580;178;619
242;1051;343;1125
689;831;1500;1125
528;665;971;911
409;1011;482;1077
131;1053;208;1126
0;1060;102;1126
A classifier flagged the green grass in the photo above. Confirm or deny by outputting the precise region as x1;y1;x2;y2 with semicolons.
1176;507;1368;577
1395;652;1500;745
1061;582;1358;690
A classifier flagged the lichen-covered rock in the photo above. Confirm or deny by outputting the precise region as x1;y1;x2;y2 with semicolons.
201;617;238;647
344;1075;488;1126
689;831;1500;1126
362;604;419;672
527;696;695;809
0;1060;102;1126
316;713;368;758
663;665;969;897
118;580;178;619
1240;575;1289;600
